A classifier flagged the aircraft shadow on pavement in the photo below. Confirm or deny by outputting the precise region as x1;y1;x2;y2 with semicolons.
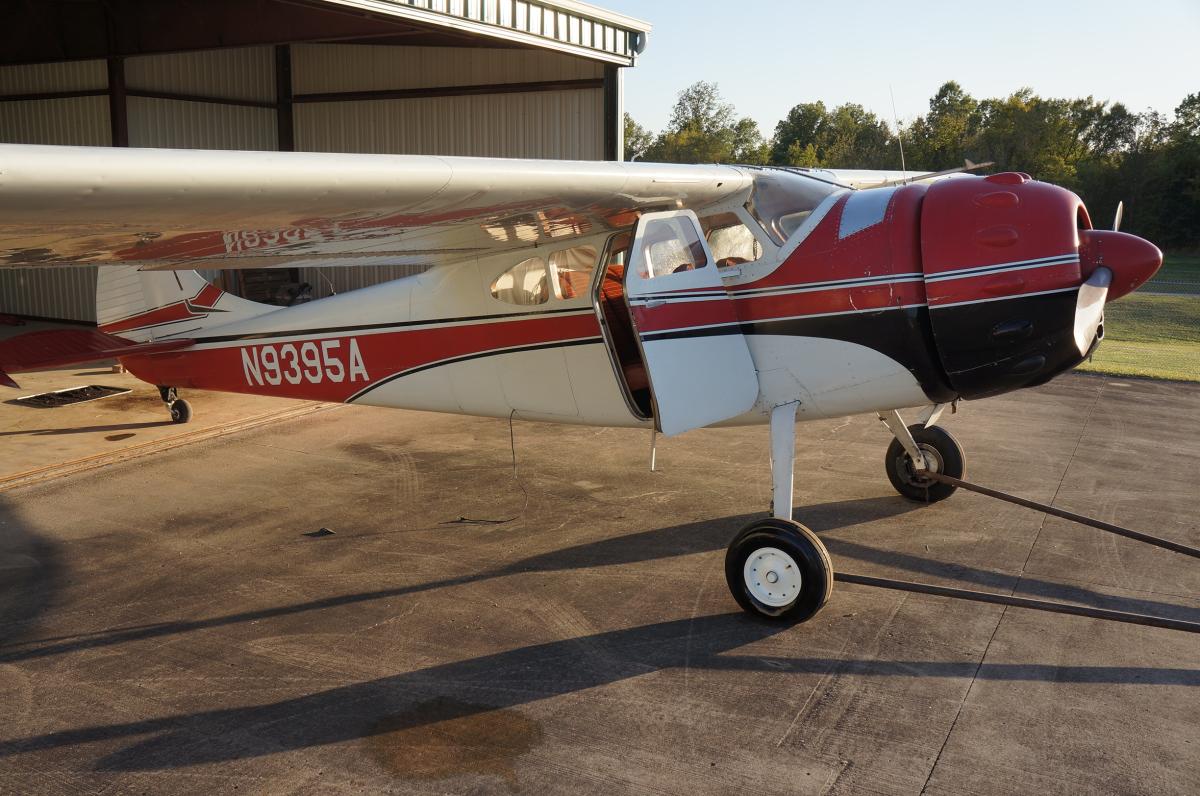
0;420;171;437
1;495;1196;664
0;498;64;648
1;493;1198;768
0;610;1197;771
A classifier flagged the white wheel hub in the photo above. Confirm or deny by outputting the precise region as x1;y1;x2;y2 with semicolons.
743;546;802;607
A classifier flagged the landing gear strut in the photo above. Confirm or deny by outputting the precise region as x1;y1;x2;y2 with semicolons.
724;403;833;623
158;386;192;425
879;408;965;503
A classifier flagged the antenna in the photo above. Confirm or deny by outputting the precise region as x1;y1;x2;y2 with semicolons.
889;85;907;181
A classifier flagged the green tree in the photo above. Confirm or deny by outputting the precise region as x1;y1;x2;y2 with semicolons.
905;81;981;170
770;101;827;165
623;112;654;161
770;101;898;168
643;82;769;165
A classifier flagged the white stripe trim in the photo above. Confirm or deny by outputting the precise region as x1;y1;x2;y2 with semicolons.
642;301;928;338
930;286;1078;309
927;254;1079;282
732;271;923;296
745;302;928;326
629;294;730;305
733;276;925;300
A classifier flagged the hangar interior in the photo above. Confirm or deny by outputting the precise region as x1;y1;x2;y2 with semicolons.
0;0;649;322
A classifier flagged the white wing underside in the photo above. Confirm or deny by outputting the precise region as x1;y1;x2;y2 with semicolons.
0;144;753;271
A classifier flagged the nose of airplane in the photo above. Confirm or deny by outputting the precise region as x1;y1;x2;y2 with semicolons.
1078;229;1163;303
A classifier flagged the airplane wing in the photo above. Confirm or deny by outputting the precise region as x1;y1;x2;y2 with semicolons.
0;144;752;272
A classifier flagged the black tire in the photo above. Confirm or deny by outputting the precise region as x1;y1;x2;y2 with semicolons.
885;424;964;503
725;518;833;623
169;399;193;425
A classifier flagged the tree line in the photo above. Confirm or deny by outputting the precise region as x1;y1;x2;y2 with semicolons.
624;81;1200;250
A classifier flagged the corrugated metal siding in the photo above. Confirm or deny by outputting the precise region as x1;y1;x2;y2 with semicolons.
296;89;604;158
0;60;109;321
0;59;107;93
0;96;111;146
299;264;429;301
125;48;275;104
128;97;277;151
0;268;96;322
292;44;603;93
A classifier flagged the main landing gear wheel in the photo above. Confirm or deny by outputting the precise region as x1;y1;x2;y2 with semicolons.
725;518;833;623
885;424;965;503
169;399;192;424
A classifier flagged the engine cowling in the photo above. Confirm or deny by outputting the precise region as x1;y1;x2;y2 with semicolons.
919;172;1160;399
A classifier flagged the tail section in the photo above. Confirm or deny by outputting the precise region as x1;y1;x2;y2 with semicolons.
97;267;271;342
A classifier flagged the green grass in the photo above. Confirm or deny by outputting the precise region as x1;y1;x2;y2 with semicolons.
1144;253;1200;294
1077;292;1200;382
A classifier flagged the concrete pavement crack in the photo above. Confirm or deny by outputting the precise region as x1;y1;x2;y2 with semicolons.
919;378;1107;795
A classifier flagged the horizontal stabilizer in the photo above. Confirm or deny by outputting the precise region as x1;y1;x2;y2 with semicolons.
0;328;194;387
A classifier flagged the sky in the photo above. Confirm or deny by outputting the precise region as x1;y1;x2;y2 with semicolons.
600;0;1200;135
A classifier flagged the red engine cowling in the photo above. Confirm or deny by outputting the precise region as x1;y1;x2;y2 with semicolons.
920;173;1094;398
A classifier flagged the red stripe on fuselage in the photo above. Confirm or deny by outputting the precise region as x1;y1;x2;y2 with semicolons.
632;279;928;334
121;311;603;403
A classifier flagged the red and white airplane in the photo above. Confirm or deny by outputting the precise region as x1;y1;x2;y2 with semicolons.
0;144;1162;623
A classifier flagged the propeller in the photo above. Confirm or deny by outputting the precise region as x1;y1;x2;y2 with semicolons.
1113;201;1124;232
1073;266;1112;356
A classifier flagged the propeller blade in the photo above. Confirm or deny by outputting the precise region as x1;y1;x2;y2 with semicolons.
1113;201;1124;232
1074;267;1112;356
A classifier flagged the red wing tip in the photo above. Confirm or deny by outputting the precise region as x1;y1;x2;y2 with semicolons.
0;370;19;389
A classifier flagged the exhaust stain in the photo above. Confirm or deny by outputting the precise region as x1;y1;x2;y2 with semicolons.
367;697;543;791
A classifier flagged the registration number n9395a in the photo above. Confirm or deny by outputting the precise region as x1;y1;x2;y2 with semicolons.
241;339;369;387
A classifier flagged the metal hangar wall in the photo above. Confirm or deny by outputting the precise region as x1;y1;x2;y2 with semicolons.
0;0;650;322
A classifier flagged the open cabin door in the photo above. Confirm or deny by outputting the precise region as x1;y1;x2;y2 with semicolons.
625;210;759;436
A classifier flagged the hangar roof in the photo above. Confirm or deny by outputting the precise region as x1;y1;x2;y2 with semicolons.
0;0;651;68
318;1;651;64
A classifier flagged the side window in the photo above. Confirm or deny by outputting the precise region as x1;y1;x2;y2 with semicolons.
639;217;709;279
701;212;763;268
549;245;598;300
490;257;549;305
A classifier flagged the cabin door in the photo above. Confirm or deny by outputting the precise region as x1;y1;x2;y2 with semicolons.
624;210;759;436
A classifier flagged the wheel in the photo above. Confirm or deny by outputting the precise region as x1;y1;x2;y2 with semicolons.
725;518;833;623
885;424;964;503
169;399;192;424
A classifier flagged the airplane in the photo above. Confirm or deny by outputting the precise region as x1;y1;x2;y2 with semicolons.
0;143;1163;624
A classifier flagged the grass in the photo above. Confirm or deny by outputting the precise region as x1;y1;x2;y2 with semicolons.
1144;253;1200;295
1077;292;1200;382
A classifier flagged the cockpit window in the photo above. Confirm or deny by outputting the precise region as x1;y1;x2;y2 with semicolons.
638;216;709;279
700;212;762;268
744;169;845;245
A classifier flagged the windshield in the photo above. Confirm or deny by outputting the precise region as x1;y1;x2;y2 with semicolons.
744;169;845;245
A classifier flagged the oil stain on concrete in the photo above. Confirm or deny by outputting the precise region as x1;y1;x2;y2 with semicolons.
366;697;544;790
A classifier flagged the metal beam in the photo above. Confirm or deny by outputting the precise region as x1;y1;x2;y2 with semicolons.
292;78;604;104
107;56;128;147
0;89;109;103
603;64;619;161
275;44;295;152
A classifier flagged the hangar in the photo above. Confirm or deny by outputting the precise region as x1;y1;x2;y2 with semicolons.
0;0;649;322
